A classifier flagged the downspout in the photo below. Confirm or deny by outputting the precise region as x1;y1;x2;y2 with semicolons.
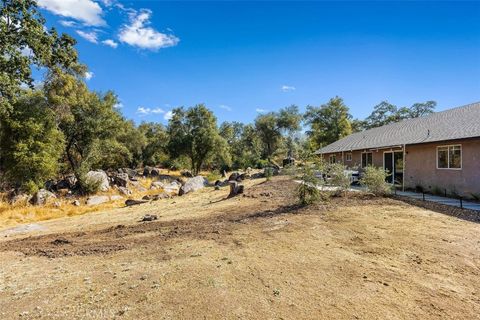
402;144;406;192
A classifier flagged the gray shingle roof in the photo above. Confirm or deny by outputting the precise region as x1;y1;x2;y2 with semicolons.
316;102;480;154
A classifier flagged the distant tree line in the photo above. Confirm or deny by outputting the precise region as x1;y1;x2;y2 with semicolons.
0;0;436;193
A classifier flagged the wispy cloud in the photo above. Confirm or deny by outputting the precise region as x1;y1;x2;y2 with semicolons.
256;108;268;113
281;85;296;92
102;39;118;48
76;30;98;43
84;71;94;80
119;9;179;50
59;20;76;27
37;0;106;26
137;107;165;115
219;105;232;112
164;111;173;120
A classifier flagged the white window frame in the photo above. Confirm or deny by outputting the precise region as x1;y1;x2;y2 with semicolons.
436;144;462;170
361;152;373;168
346;153;352;161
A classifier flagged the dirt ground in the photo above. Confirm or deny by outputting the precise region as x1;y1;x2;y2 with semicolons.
1;176;479;319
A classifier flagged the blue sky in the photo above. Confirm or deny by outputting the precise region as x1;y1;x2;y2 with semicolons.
37;1;480;125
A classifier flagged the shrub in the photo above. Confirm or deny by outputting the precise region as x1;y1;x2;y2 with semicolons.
360;166;391;196
264;167;274;181
431;185;444;196
327;163;351;192
296;164;322;205
206;171;222;183
470;193;480;201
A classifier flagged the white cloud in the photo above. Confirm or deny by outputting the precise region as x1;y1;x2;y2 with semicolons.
84;71;94;80
164;111;173;120
76;30;98;43
59;20;76;27
281;85;296;92
102;39;118;48
37;0;105;26
219;105;232;112
256;108;268;113
119;9;179;50
137;107;165;115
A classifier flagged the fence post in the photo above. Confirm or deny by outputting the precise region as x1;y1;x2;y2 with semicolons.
422;191;425;201
460;196;463;209
444;189;447;197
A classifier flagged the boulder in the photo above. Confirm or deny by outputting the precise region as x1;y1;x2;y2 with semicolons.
85;170;110;192
143;166;160;177
86;195;109;206
113;173;129;187
251;172;264;179
125;199;148;206
179;176;208;196
31;189;56;206
181;170;193;178
150;181;165;190
157;174;175;182
72;200;81;206
110;195;123;201
228;172;240;181
118;186;132;196
142;193;170;201
163;181;181;195
119;168;137;179
141;214;158;222
228;181;244;197
10;194;32;206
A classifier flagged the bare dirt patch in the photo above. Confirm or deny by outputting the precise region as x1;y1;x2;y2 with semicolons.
1;176;479;319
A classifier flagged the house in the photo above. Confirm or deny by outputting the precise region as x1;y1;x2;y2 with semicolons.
315;102;480;197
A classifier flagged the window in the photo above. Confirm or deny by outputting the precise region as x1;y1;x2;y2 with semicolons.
361;152;372;168
437;145;461;169
329;154;336;164
346;153;352;161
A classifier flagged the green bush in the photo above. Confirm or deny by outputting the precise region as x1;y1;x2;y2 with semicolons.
296;164;322;205
360;166;391;196
264;167;274;181
327;163;351;191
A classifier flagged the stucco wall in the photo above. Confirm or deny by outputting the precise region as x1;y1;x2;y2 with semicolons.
404;138;480;196
320;139;480;196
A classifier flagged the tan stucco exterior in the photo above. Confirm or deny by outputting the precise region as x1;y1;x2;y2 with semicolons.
320;137;480;197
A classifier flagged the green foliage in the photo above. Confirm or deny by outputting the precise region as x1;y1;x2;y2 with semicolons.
264;167;274;181
360;166;391;196
364;101;436;129
296;160;323;205
304;97;352;148
431;185;444;196
327;163;351;192
0;90;64;191
0;0;83;115
255;105;302;161
138;122;167;166
167;104;228;175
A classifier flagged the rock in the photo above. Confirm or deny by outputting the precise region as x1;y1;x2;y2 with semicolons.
113;173;129;187
30;189;56;206
179;176;208;196
136;186;147;192
9;194;32;205
143;166;160;177
239;173;250;181
157;175;175;182
215;185;220;190
228;181;244;197
143;193;170;201
119;168;137;179
141;214;158;222
163;181;181;195
85;170;110;192
228;172;240;181
86;195;110;206
181;170;193;178
150;181;165;189
125;199;148;206
118;186;132;196
264;166;279;176
251;172;264;179
110;195;123;201
72;200;81;206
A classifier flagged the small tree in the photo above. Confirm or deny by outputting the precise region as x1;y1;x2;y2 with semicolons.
296;163;322;205
326;163;351;196
360;166;391;196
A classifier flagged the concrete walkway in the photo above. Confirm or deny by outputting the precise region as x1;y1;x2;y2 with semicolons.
396;190;480;211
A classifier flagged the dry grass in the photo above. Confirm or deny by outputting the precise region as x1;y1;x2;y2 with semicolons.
0;169;187;229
